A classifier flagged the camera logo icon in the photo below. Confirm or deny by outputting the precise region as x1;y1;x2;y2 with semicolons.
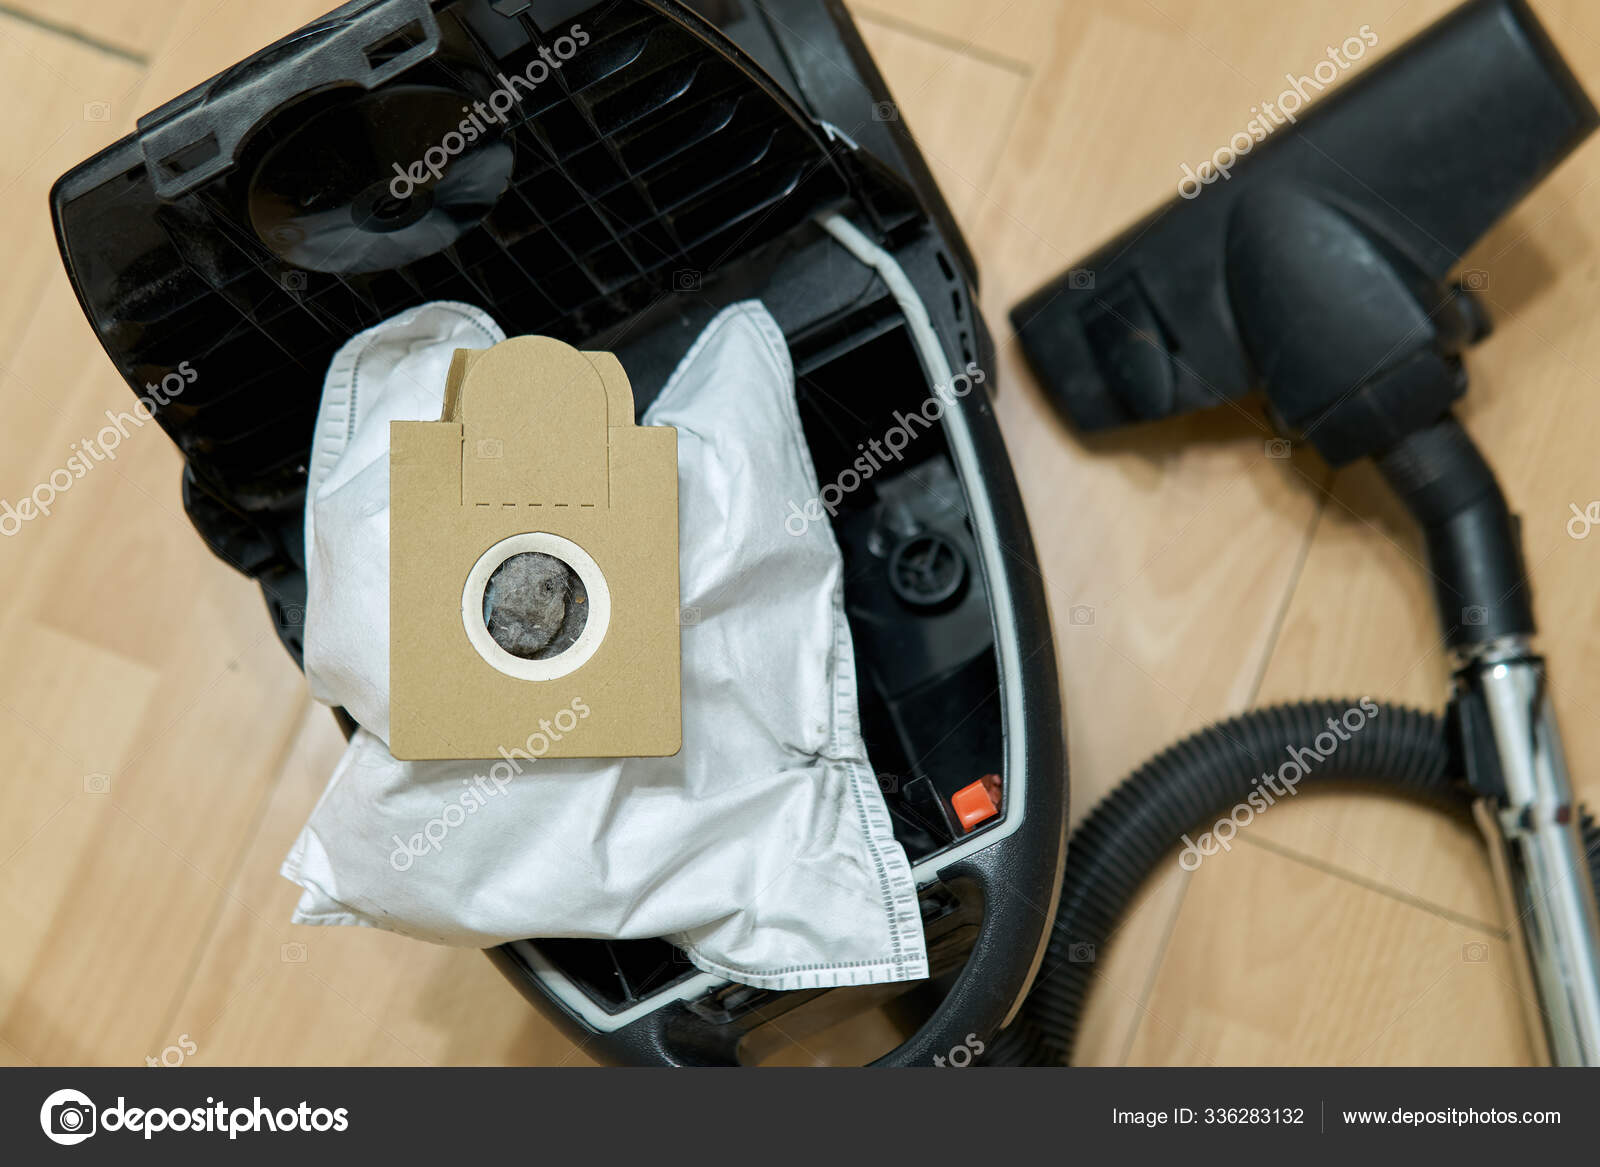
672;269;702;293
1265;438;1292;459
1463;941;1490;963
1068;603;1095;627
40;1088;96;1145
474;438;504;460
1463;605;1488;626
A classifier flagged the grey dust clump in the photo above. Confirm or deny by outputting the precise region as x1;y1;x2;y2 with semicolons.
483;552;588;660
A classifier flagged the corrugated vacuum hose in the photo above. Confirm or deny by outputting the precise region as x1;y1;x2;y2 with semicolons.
984;702;1600;1065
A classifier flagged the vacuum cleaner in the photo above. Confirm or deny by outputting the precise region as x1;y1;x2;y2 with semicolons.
51;0;1065;1066
47;0;1600;1065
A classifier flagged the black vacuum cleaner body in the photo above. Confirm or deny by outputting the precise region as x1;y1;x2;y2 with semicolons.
51;0;1066;1065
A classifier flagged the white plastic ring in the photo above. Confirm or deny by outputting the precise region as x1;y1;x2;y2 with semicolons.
461;532;610;681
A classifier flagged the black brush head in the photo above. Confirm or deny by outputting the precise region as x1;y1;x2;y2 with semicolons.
1011;0;1599;437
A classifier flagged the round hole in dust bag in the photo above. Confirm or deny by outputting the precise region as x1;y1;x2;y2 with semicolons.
462;532;610;681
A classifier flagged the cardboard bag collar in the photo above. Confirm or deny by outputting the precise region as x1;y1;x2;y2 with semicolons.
389;338;681;760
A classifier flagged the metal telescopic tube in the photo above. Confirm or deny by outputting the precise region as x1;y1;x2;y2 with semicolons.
1377;416;1600;1064
1458;641;1600;1065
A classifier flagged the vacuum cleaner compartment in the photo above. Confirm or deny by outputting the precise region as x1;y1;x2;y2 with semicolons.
53;0;1066;1065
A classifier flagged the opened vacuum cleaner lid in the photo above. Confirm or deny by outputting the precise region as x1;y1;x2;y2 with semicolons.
52;0;1067;1066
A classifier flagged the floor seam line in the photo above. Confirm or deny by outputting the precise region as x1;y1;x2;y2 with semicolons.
0;4;148;65
850;4;1033;77
1240;833;1508;937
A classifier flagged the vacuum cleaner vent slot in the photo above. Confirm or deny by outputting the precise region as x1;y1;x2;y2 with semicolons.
364;19;429;67
53;0;853;527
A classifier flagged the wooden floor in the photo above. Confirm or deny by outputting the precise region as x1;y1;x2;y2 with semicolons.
2;0;1596;1066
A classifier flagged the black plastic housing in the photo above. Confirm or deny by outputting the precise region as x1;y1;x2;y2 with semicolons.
51;0;1066;1067
1376;415;1536;648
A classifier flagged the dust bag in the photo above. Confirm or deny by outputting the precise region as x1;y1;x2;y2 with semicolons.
282;300;928;990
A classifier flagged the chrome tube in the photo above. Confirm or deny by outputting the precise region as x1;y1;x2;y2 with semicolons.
1459;643;1600;1065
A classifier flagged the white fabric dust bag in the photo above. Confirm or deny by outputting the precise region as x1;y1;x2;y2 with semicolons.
281;299;928;990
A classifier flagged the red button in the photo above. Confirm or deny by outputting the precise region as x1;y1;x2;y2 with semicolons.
952;774;1002;832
